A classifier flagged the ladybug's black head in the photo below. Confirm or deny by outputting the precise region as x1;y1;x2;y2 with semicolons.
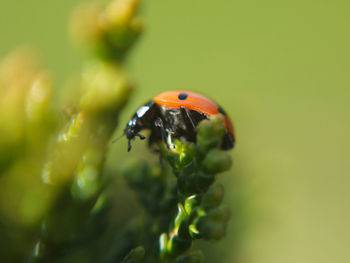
124;117;146;152
123;100;158;152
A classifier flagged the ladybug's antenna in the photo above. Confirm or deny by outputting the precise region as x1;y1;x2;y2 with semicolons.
111;133;125;143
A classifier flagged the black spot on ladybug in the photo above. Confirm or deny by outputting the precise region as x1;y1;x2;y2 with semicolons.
218;106;227;115
178;93;188;100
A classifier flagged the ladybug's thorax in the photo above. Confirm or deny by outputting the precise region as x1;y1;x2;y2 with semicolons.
158;106;187;131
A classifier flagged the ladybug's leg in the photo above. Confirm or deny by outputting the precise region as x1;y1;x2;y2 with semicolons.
166;129;175;149
154;117;175;149
154;117;167;142
128;140;132;152
149;122;166;168
127;134;145;152
180;106;196;130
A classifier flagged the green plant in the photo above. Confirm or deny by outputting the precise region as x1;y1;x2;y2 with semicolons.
0;0;233;262
122;114;232;263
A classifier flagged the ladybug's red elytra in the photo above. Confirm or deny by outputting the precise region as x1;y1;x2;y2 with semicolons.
124;90;235;151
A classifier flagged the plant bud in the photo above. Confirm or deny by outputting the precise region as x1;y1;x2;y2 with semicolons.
71;165;99;201
174;204;187;228
196;116;226;154
184;195;199;214
105;0;140;27
201;184;224;209
79;62;133;115
206;206;231;222
203;149;232;174
196;219;226;240
26;72;52;123
69;3;104;45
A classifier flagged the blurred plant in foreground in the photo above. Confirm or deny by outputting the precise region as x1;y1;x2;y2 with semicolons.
0;0;233;262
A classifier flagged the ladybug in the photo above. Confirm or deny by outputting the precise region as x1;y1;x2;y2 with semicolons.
124;90;235;151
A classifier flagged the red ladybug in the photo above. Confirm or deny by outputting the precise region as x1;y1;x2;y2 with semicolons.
124;90;235;151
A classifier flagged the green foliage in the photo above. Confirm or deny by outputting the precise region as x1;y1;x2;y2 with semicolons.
0;0;138;262
122;115;232;262
70;0;142;61
159;115;232;259
0;0;234;262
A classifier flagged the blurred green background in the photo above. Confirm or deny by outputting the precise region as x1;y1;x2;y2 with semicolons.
1;0;349;262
